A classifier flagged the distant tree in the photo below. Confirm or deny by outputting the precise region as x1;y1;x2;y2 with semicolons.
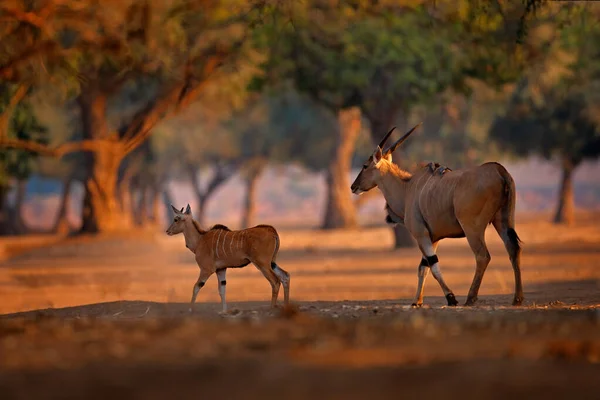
490;4;600;225
222;89;339;228
0;0;270;234
151;104;244;227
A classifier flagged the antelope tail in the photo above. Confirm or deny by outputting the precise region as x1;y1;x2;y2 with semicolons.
498;166;522;251
271;228;280;264
267;228;289;280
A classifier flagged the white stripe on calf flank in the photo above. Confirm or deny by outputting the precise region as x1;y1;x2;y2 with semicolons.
215;230;223;258
229;232;234;255
222;231;227;257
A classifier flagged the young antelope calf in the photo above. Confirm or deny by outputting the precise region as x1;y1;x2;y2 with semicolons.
166;204;291;313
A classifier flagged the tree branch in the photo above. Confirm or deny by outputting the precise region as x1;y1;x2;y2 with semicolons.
0;1;61;34
0;137;119;157
0;83;30;137
0;37;124;81
121;46;232;155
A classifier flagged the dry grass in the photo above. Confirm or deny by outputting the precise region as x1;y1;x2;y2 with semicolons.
1;212;599;313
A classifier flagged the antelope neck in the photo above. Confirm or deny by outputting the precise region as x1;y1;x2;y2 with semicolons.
182;219;204;252
377;163;412;217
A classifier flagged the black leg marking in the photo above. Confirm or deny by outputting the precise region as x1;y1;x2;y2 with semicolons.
446;293;458;306
426;254;438;266
419;257;428;267
198;281;205;288
220;280;226;286
271;262;277;270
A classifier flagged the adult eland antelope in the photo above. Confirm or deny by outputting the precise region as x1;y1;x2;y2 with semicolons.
351;124;523;307
166;205;291;313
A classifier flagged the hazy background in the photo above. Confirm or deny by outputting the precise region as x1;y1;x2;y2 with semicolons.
1;0;599;243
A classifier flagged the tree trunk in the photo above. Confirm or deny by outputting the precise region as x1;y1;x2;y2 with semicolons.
77;92;130;234
322;107;361;230
13;180;27;234
53;176;73;234
116;162;137;217
79;144;128;233
162;188;175;222
192;195;208;227
187;164;237;228
241;162;265;229
149;187;162;226
553;157;576;225
0;181;27;236
0;184;15;235
136;184;149;226
367;114;415;248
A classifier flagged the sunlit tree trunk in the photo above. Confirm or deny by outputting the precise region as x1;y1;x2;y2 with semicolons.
553;157;576;225
78;92;130;234
322;107;361;229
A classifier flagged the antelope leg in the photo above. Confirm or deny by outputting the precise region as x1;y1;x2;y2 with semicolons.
464;231;491;306
411;255;432;307
216;269;227;313
417;239;458;306
190;270;212;313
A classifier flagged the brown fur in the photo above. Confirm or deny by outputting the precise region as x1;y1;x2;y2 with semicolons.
166;205;290;312
351;126;523;307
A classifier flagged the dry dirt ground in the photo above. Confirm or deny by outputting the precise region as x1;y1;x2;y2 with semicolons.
1;213;600;399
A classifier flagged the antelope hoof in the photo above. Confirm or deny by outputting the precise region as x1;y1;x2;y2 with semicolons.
512;297;524;306
464;297;478;306
445;293;458;306
411;303;422;308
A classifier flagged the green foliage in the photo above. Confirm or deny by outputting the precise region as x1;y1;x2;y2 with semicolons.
256;1;460;112
490;3;600;165
0;85;48;186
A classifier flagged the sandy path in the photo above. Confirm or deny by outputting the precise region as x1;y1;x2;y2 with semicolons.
1;217;599;313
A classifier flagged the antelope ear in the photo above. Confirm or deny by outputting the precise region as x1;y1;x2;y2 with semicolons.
373;146;383;163
171;205;180;214
185;204;191;215
180;207;184;213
